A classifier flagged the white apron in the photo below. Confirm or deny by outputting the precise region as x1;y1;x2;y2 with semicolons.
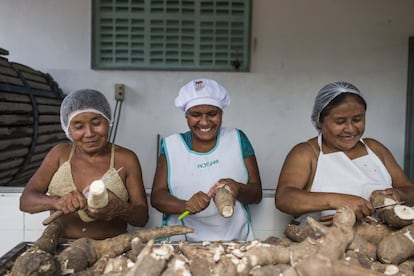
163;127;253;241
296;134;392;225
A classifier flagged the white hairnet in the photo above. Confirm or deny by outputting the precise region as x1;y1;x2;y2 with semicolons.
60;89;111;140
175;79;231;112
311;81;364;129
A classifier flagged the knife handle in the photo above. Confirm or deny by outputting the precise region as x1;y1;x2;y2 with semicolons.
42;210;63;225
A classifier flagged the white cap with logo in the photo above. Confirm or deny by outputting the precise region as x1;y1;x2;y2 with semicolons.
175;79;231;112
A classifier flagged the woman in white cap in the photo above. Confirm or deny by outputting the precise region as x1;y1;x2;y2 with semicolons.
20;89;148;239
275;81;414;225
151;79;262;241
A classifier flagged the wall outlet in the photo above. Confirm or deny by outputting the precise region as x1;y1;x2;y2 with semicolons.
114;83;125;101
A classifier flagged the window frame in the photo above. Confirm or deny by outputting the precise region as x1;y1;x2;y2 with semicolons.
405;36;414;179
91;0;252;72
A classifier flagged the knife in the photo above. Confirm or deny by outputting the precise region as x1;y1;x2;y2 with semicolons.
178;210;190;220
102;167;123;183
374;201;404;209
83;167;124;196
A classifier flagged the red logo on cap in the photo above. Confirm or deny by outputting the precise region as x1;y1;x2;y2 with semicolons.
194;80;205;91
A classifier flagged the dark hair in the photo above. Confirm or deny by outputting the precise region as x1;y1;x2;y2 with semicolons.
319;93;367;123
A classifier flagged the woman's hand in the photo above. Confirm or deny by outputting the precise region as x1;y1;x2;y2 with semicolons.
208;179;240;199
184;191;211;214
319;194;374;223
55;190;87;214
335;194;374;221
377;188;402;203
86;191;123;221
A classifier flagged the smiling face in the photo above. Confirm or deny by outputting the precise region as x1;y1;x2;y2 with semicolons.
319;94;366;153
185;104;223;151
68;112;110;153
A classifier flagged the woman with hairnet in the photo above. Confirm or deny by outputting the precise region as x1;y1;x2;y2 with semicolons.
151;79;262;241
275;81;414;225
20;89;148;239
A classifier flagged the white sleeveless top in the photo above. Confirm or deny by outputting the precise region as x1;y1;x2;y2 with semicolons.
163;127;253;241
296;134;392;225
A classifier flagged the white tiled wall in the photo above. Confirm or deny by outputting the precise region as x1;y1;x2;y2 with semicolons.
0;190;290;257
250;193;291;240
0;192;26;257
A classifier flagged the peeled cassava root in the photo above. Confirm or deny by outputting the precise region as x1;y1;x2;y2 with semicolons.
370;190;414;228
214;184;235;218
87;179;109;208
78;179;111;223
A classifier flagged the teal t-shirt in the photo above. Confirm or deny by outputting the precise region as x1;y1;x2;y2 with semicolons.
159;128;255;158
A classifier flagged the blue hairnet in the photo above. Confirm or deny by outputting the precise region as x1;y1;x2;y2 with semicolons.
311;81;364;129
60;89;112;140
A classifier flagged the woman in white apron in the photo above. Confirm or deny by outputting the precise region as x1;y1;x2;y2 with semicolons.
275;81;414;225
151;79;262;241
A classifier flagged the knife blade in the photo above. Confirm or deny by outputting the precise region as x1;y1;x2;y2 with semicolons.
83;167;124;196
101;167;124;183
374;201;404;209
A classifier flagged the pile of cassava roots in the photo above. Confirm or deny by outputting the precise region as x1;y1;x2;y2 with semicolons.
9;190;414;276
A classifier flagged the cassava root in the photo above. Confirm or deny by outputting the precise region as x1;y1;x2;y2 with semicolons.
11;221;62;276
12;199;414;275
213;183;235;218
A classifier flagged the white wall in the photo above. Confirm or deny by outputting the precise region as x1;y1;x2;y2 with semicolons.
0;0;413;252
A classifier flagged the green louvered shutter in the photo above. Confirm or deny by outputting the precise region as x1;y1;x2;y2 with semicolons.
92;0;251;71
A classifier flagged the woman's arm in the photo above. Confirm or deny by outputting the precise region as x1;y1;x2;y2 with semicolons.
225;129;262;204
276;142;321;216
221;155;262;204
275;142;373;219
20;144;86;214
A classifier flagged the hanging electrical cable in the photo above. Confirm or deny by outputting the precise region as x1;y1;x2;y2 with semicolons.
109;100;119;140
110;99;123;143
